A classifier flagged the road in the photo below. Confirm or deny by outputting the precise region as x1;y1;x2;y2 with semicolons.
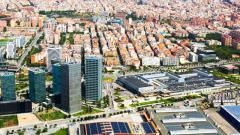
125;59;240;75
0;109;133;135
105;82;114;109
17;31;43;68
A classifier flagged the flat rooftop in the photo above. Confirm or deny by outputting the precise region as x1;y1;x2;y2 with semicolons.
119;76;152;88
81;121;157;135
165;122;219;135
152;107;220;135
221;105;240;122
162;111;206;123
117;69;231;95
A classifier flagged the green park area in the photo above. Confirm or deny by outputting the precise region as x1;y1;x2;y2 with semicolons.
205;33;222;41
73;105;103;117
211;69;240;84
130;95;201;107
0;115;18;128
50;128;68;135
16;83;28;91
36;109;66;121
46;74;53;81
0;39;13;42
0;39;14;46
114;88;121;96
39;10;94;19
59;33;66;45
206;45;240;59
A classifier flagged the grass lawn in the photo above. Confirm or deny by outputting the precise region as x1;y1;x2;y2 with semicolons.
36;110;66;121
46;74;53;81
117;104;127;110
211;69;240;84
49;128;68;135
103;77;114;83
206;45;240;59
130;95;201;107
16;83;28;91
73;106;103;117
0;115;18;128
114;90;121;96
0;38;14;42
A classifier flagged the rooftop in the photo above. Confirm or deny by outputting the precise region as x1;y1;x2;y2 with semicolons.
165;122;219;135
81;121;157;135
221;105;240;122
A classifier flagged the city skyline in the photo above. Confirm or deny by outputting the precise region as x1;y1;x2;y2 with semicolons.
0;0;240;135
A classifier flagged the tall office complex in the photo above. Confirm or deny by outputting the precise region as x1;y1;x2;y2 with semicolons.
29;69;46;103
1;72;16;101
84;55;103;101
59;62;82;114
52;63;61;95
47;45;62;72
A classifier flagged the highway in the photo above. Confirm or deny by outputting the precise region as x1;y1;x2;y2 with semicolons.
17;31;43;68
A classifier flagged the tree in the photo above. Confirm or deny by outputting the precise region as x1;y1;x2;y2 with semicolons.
16;20;20;26
96;100;101;108
86;105;93;113
3;27;7;32
36;129;41;135
34;125;37;129
42;128;48;133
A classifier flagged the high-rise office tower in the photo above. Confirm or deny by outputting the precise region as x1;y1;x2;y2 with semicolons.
29;69;46;103
60;62;82;114
84;55;103;101
1;72;16;101
47;45;62;72
52;63;61;95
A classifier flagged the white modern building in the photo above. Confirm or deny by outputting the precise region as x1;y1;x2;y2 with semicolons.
47;45;62;72
6;42;16;59
15;36;26;48
189;52;198;63
142;57;160;66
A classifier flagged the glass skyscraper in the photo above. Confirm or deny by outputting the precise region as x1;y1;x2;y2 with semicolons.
60;62;82;114
84;55;103;101
1;72;16;101
28;69;46;103
52;63;61;95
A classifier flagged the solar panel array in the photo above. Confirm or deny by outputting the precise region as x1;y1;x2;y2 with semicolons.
86;123;102;135
86;122;113;135
141;122;156;134
84;122;156;135
111;122;131;134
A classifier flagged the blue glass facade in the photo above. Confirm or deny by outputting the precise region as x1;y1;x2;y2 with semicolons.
52;63;61;95
1;72;16;101
85;55;103;101
28;69;46;103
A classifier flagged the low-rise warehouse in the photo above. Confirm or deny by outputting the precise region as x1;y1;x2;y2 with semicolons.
117;69;233;96
147;108;220;135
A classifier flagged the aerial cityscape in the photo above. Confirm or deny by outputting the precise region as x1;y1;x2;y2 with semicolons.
0;0;240;135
